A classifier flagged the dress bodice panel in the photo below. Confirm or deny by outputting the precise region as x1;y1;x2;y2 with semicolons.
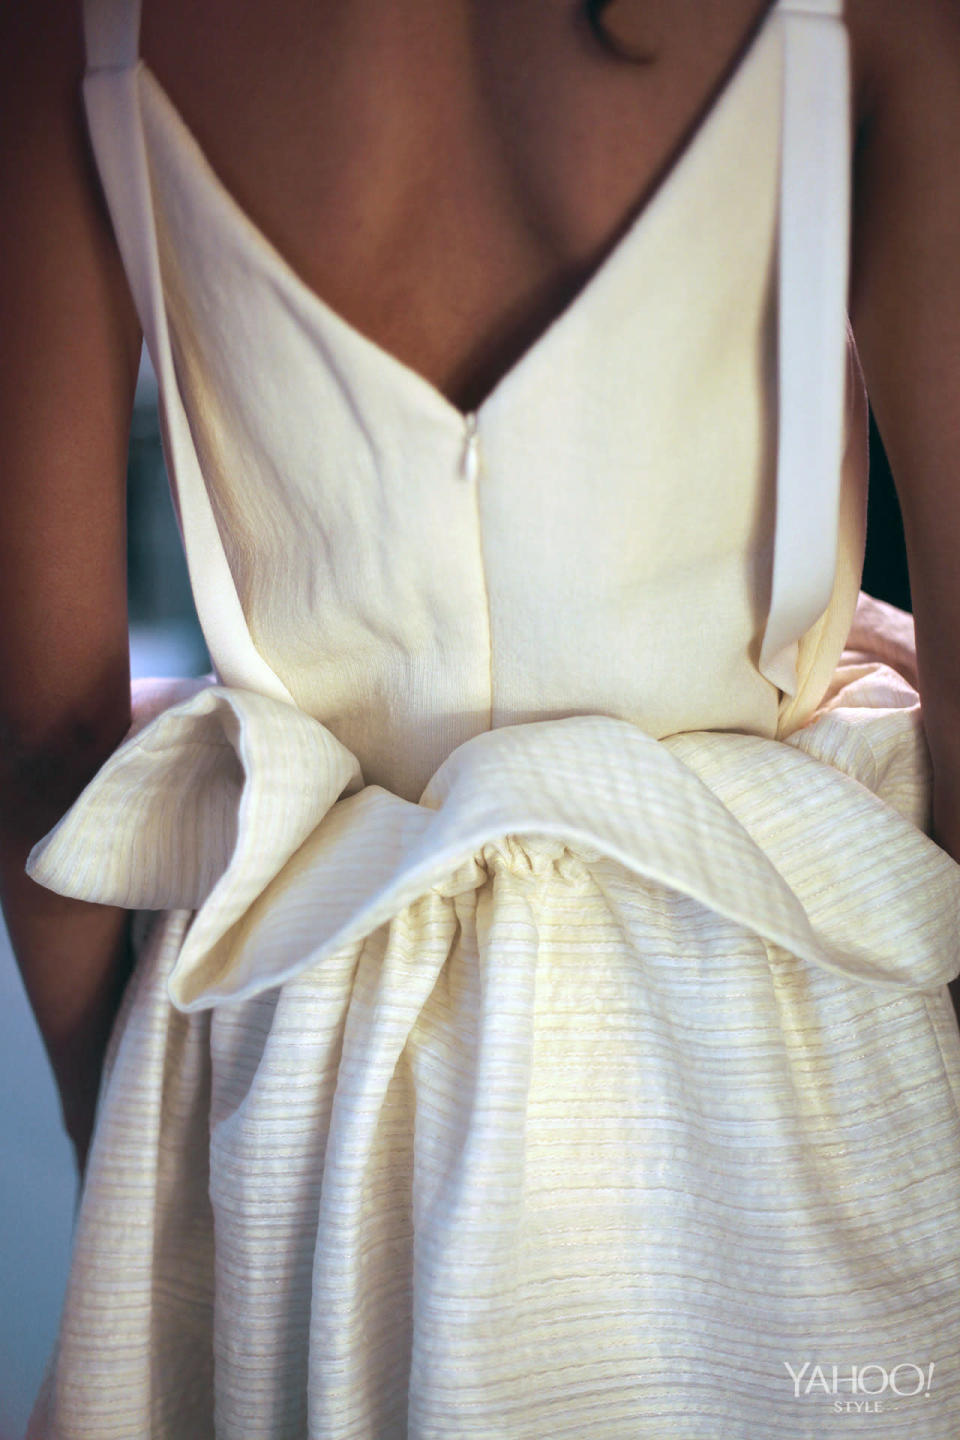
139;13;866;801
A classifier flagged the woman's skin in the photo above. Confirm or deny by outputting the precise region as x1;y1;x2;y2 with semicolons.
1;0;959;1179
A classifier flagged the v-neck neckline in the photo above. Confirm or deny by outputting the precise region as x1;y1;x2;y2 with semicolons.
137;1;781;429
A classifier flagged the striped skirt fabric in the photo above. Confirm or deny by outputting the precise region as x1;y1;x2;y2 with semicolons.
26;629;960;1438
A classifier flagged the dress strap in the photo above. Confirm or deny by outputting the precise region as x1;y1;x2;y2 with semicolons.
80;0;295;703
82;0;142;70
775;0;843;14
759;0;851;694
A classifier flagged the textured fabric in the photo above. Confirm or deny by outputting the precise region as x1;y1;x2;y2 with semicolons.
87;0;869;801
26;649;960;1438
25;0;960;1434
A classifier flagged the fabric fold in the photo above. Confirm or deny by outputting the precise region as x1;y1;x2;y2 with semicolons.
26;660;960;1014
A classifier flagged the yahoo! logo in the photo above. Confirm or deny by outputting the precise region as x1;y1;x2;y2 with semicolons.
783;1362;936;1415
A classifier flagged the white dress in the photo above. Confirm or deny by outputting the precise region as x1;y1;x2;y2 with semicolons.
26;0;960;1435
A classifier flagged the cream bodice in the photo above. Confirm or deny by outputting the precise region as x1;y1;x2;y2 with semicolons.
85;0;866;801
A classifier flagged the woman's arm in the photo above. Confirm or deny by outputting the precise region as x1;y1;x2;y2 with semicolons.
0;0;142;1175
847;0;960;862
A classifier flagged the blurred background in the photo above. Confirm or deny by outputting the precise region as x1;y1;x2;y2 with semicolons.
124;352;211;680
0;348;911;1438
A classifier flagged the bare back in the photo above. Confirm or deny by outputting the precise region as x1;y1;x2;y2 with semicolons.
140;0;773;411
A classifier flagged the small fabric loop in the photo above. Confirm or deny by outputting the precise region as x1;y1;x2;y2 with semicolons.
83;0;142;71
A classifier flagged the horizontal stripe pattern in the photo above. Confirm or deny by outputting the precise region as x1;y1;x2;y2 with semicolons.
25;627;960;1438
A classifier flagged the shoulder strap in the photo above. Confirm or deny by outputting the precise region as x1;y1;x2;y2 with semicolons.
82;0;142;70
775;0;842;14
759;0;851;695
80;1;296;703
777;0;846;13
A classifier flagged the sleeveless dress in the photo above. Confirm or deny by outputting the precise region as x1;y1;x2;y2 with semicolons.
26;0;960;1435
